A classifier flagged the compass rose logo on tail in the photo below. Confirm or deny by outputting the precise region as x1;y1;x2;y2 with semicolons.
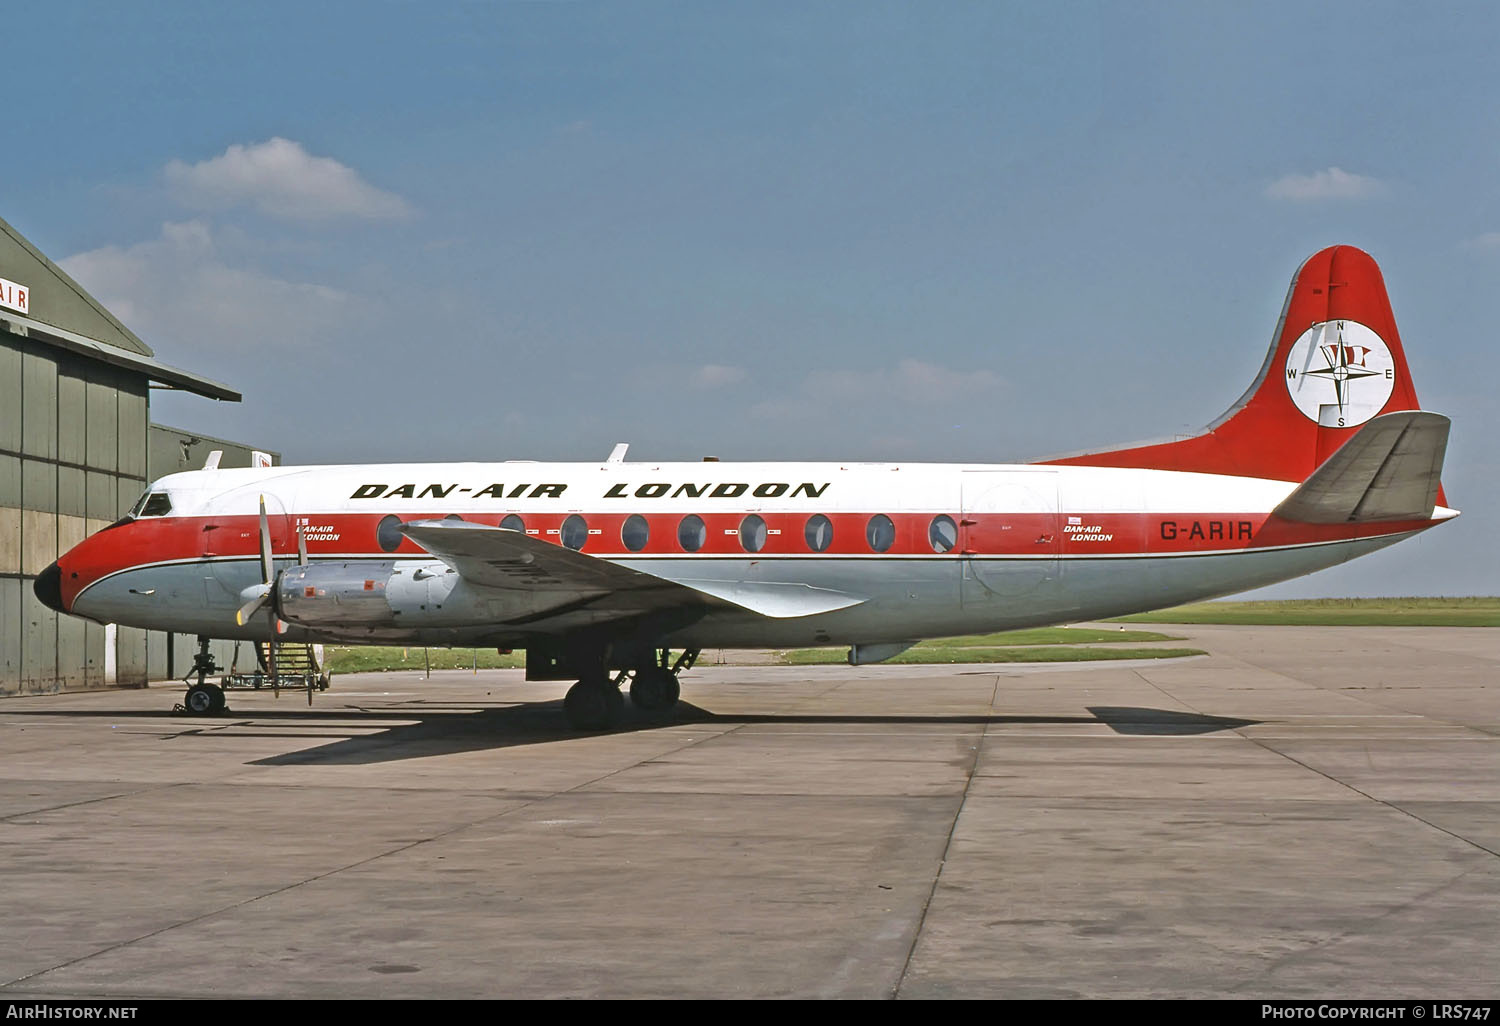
1284;319;1396;428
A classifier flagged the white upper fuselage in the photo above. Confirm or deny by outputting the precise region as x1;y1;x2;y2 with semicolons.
150;459;1297;520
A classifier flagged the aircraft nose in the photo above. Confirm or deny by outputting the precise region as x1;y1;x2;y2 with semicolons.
34;561;65;613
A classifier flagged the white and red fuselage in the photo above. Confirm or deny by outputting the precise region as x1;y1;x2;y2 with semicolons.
43;460;1453;650
37;245;1458;661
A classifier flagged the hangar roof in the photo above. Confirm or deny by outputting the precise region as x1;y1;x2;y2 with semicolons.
0;215;153;356
0;214;239;401
0;308;241;401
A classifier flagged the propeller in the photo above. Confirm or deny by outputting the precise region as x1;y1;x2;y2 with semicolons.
232;506;319;707
234;496;276;626
296;524;313;706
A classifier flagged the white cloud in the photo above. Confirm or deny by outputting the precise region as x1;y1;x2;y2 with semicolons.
1265;167;1385;201
165;138;412;222
689;363;748;389
752;359;1002;422
1463;232;1500;249
60;220;356;352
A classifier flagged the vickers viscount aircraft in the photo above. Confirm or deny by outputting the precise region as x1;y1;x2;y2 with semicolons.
36;246;1456;728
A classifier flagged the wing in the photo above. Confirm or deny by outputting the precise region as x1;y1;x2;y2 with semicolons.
1272;411;1451;524
398;520;865;621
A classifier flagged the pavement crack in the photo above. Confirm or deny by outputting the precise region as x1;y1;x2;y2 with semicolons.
1132;668;1499;860
0;801;516;991
1249;739;1500;860
891;672;998;999
1;704;756;993
0;783;184;824
1227;863;1490;993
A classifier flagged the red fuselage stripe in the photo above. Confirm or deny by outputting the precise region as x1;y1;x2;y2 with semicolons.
56;509;1434;610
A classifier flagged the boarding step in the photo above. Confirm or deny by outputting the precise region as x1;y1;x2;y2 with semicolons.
221;641;329;691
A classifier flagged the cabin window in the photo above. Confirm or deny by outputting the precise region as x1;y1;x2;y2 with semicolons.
376;515;403;552
561;514;588;551
805;514;832;552
622;514;650;552
739;514;767;553
678;514;707;552
929;515;957;553
500;514;525;533
866;514;895;553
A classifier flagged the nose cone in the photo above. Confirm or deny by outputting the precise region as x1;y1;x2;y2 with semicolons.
34;561;65;613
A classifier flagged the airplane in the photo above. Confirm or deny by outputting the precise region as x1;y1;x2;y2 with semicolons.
35;245;1456;729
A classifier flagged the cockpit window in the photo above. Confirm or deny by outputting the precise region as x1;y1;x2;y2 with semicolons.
137;492;173;517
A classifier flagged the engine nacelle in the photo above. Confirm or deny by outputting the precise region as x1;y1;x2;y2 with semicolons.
276;559;600;636
277;561;402;628
278;560;476;631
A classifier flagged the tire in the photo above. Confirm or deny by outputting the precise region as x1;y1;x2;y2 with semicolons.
564;681;614;730
185;684;217;715
629;669;668;711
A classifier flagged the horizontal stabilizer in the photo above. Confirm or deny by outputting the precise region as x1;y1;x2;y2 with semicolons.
400;520;863;620
1271;411;1450;524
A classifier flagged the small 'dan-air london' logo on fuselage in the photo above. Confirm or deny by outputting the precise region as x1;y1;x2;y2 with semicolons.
1284;319;1395;429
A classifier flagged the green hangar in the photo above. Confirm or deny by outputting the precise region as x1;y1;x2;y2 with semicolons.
0;215;274;695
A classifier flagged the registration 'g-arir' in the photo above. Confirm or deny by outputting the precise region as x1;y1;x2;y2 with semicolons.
37;246;1457;728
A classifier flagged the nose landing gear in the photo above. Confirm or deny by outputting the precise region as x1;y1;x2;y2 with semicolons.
181;635;227;715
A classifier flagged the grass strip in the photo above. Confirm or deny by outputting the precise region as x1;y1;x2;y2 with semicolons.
1113;597;1500;627
325;647;525;673
324;627;1193;674
920;627;1183;646
780;646;1206;665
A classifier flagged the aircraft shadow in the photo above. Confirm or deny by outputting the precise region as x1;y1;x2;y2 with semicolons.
253;702;1257;763
0;701;1258;764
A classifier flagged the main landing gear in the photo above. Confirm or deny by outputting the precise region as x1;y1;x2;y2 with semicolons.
182;635;227;716
562;672;625;731
561;648;698;730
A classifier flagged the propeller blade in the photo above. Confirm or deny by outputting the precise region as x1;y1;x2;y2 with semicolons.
258;495;273;585
235;585;271;626
297;525;308;566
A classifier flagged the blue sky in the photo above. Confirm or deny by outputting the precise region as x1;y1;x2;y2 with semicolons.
9;2;1498;596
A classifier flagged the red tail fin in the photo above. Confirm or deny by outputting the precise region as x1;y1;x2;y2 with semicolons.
1045;245;1428;482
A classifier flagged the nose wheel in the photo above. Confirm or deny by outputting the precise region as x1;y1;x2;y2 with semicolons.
185;682;227;715
180;635;228;716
